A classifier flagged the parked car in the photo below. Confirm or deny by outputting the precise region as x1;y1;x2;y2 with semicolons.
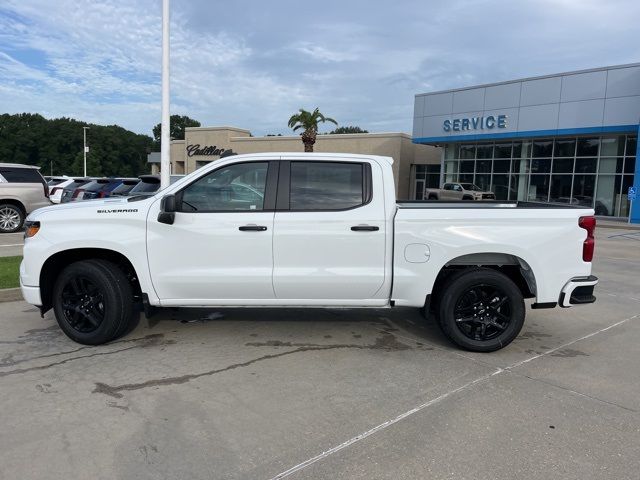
109;178;140;197
128;175;160;197
426;183;496;201
48;177;78;204
0;163;51;233
20;153;598;352
60;178;92;203
72;178;124;201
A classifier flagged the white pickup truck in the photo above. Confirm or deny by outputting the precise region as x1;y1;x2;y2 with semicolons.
20;153;598;352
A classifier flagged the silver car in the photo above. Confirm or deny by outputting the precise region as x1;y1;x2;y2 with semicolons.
0;163;51;233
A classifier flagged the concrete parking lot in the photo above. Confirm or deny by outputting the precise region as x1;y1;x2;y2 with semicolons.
0;227;639;480
0;231;24;257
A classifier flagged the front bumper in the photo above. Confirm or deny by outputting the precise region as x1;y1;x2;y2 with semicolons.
20;260;42;306
20;279;42;306
559;275;598;308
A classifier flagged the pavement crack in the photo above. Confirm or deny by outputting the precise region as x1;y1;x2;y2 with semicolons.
92;333;412;398
510;371;638;414
0;334;172;377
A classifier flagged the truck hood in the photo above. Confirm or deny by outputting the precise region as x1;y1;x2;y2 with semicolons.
27;196;155;220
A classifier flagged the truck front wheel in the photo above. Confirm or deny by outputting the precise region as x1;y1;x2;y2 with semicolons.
437;268;525;352
52;260;133;345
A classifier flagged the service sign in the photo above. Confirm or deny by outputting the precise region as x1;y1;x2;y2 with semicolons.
443;114;508;132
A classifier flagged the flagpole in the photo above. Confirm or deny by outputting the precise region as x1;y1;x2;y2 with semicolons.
160;0;170;189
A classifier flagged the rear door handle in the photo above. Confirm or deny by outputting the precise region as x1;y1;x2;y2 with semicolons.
351;225;379;232
239;225;268;232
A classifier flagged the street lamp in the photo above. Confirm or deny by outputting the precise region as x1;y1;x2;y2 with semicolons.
83;126;90;177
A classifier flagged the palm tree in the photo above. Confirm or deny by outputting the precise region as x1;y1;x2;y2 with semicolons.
287;108;337;152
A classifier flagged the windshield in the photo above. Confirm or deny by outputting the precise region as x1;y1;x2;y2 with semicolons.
130;179;160;194
460;183;482;191
111;181;138;195
65;180;90;190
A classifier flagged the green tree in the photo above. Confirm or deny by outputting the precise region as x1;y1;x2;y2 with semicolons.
0;113;153;177
287;108;337;152
152;115;201;148
330;125;368;134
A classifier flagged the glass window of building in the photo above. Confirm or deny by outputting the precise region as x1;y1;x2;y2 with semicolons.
476;143;493;159
624;157;635;174
627;136;637;156
439;134;636;216
494;143;512;159
554;138;576;157
572;175;596;207
575;157;597;174
459;144;475;159
552;157;574;173
577;138;599;156
531;158;551;174
533;139;553;157
600;136;625;157
549;175;573;203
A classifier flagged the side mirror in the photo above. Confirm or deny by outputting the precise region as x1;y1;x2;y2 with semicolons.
158;194;176;225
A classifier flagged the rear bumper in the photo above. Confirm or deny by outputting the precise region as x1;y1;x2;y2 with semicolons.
559;275;598;308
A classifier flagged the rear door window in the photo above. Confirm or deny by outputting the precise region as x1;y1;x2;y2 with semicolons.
289;162;365;211
0;167;44;183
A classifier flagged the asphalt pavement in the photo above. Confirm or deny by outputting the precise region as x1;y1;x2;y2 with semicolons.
0;227;639;479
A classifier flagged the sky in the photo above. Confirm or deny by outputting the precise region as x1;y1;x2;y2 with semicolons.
0;0;639;137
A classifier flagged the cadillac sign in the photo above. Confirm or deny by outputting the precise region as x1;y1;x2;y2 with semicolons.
443;114;508;132
186;144;226;157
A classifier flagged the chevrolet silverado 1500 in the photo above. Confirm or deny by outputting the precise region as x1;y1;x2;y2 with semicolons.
20;153;598;351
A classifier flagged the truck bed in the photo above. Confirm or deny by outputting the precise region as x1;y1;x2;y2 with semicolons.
397;201;582;209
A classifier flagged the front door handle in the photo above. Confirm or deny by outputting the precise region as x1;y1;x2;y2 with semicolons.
239;225;267;232
351;225;379;232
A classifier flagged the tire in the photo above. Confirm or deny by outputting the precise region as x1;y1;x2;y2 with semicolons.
0;203;25;233
428;194;438;200
462;195;473;201
52;259;133;345
437;268;525;352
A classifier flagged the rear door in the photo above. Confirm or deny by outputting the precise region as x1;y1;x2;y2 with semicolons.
272;159;386;301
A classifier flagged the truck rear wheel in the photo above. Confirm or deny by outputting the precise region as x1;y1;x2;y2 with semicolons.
437;268;524;352
52;259;133;345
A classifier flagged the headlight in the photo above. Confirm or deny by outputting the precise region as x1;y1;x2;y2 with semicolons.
24;221;40;239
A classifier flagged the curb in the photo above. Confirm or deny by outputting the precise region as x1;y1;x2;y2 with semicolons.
597;223;640;231
0;288;23;303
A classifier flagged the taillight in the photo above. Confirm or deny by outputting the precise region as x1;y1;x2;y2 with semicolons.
72;189;84;198
579;215;596;262
50;187;61;196
98;191;108;198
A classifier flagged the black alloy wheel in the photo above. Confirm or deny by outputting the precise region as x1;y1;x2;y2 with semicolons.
53;260;133;345
60;275;106;333
453;284;512;341
436;268;525;352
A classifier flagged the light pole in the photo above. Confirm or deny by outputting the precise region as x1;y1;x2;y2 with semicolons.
160;0;171;189
83;126;90;177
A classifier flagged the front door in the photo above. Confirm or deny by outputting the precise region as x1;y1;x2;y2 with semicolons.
272;160;387;301
147;160;278;303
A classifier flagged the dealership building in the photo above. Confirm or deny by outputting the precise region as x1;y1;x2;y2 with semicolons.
150;127;440;199
413;63;640;221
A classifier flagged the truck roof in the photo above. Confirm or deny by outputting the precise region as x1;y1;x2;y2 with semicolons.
223;152;395;165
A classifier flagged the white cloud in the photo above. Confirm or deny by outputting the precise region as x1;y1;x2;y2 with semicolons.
0;0;639;136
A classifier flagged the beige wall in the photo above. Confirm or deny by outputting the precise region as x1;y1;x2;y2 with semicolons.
163;126;441;200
